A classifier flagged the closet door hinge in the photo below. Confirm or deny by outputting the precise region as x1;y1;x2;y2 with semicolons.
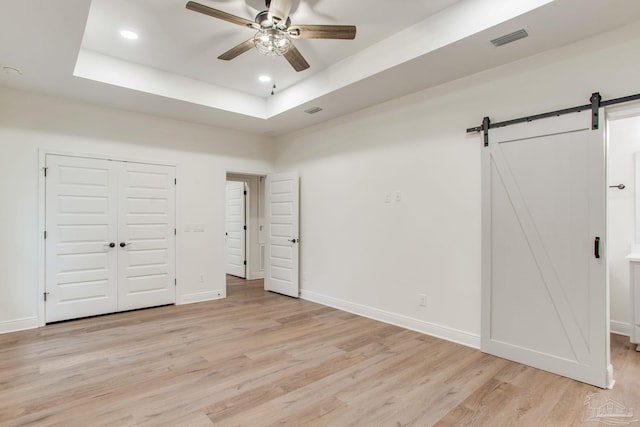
174;278;177;286
43;292;50;301
44;230;47;239
174;178;177;185
43;167;48;177
174;228;177;235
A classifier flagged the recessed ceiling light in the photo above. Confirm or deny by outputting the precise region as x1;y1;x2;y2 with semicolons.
120;30;139;40
258;75;272;83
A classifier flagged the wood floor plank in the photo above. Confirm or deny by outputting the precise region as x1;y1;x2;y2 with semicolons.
1;276;639;426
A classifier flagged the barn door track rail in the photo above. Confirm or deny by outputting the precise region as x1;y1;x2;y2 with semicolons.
467;91;640;146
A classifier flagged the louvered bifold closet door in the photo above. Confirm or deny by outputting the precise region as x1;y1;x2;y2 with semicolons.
118;161;176;311
45;155;119;322
46;155;176;322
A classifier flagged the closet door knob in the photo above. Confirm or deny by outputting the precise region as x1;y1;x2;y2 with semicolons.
104;242;116;248
119;242;127;248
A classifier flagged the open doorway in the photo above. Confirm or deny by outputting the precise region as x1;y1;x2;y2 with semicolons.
225;181;246;278
607;105;640;343
225;173;266;288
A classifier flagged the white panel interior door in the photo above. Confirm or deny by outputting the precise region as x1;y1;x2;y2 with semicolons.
225;181;246;278
482;111;611;388
265;172;299;298
45;155;118;322
118;162;176;311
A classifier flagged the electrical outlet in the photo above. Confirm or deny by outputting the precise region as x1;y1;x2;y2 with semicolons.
419;294;427;307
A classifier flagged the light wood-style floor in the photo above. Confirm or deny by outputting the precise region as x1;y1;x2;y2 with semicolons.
1;276;639;426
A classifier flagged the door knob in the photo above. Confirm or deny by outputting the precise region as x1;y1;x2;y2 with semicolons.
609;184;626;189
119;242;128;248
288;238;298;244
104;242;116;248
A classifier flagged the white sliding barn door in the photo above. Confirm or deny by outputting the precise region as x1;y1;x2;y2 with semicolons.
45;155;119;322
265;172;299;298
482;111;611;388
118;162;176;311
225;181;246;278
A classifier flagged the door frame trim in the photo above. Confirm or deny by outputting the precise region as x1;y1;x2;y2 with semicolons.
224;179;248;278
225;169;270;284
38;149;178;327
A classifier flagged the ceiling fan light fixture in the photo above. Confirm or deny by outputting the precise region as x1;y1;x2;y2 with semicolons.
254;28;291;56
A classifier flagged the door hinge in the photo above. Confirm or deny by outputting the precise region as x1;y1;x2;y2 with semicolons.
43;292;50;301
174;228;177;235
243;225;247;231
244;260;247;266
174;178;177;185
44;230;47;240
43;167;48;177
244;190;247;195
174;278;177;286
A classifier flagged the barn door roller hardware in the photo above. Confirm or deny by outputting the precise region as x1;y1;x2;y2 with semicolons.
467;91;640;145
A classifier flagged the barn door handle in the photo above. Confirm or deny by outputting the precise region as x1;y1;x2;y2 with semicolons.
594;237;600;259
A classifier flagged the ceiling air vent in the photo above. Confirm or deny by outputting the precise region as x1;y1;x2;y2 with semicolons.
490;29;528;47
304;106;323;115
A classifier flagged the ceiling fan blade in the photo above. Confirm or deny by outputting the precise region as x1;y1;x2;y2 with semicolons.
289;25;356;40
283;43;310;72
186;1;257;29
268;0;295;27
218;39;255;61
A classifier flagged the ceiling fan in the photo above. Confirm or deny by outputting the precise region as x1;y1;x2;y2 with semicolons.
186;0;357;72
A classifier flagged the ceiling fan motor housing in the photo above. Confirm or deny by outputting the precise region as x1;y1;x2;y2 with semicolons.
255;10;290;29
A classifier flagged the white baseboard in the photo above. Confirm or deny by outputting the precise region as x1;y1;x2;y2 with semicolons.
177;290;225;305
300;290;481;349
610;320;630;336
0;316;39;334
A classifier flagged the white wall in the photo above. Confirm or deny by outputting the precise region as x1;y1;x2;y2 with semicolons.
274;21;640;347
0;87;272;333
608;114;640;334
